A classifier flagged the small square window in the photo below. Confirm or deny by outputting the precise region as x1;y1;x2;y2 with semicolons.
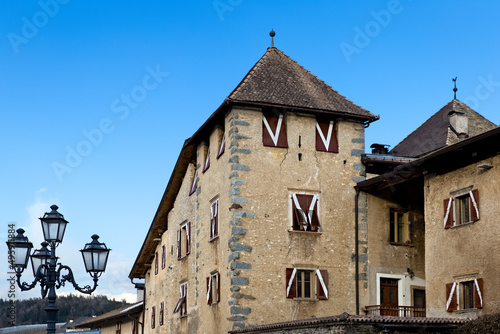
446;277;483;312
286;268;328;300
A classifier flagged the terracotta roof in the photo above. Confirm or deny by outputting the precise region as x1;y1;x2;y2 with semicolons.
228;47;374;119
390;99;497;157
75;301;143;328
228;312;466;333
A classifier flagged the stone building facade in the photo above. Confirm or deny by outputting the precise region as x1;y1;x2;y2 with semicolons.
129;46;377;333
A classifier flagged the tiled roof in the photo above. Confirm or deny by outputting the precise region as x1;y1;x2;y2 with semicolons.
75;301;143;328
390;99;497;157
228;312;467;333
229;47;374;119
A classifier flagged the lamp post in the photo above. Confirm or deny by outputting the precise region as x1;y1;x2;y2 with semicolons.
6;205;111;334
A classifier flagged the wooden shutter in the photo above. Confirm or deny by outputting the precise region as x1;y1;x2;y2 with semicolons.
470;189;480;222
203;148;210;173
474;278;484;309
206;275;213;305
292;194;320;230
161;245;165;269
211;200;218;239
176;229;181;260
217;135;225;159
159;302;164;326
316;269;329;300
444;197;454;229
174;284;187;314
151;306;155;328
446;282;457;312
316;119;339;153
186;222;191;255
216;272;220;303
286;268;297;298
262;112;288;148
189;171;198;196
155;252;158;275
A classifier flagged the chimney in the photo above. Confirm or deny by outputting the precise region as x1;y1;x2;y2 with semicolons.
448;110;468;139
370;143;390;154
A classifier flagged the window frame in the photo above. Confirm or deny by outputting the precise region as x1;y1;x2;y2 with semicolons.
389;209;409;244
444;188;479;229
155;251;158;275
151;306;155;329
173;282;188;317
207;271;220;305
446;276;483;312
115;322;121;334
161;244;166;269
210;198;219;240
159;301;164;326
177;221;191;260
290;192;321;232
286;267;328;300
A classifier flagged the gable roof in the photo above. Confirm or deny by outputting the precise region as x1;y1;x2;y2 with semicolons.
76;301;143;328
390;99;497;157
228;47;374;119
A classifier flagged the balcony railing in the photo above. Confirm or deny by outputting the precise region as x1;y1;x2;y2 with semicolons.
364;305;426;317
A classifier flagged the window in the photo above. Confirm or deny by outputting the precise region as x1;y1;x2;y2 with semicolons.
115;322;121;334
173;282;188;316
316;119;338;153
207;271;220;305
177;222;191;260
159;301;164;326
161;245;165;269
291;193;320;232
189;171;198;196
216;135;225;159
446;278;483;311
202;148;210;173
151;306;155;329
155;251;158;275
262;110;287;147
132;319;138;334
390;210;409;243
286;268;328;300
210;199;219;240
444;189;479;228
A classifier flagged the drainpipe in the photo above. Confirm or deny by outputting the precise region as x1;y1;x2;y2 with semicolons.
354;187;360;315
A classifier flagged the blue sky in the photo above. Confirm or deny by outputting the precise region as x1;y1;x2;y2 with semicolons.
1;1;499;303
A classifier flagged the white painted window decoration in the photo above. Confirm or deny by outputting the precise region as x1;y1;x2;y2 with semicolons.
286;268;328;300
446;278;483;311
217;135;225;159
262;112;287;147
202;148;210;173
207;271;220;305
173;282;188;316
291;193;321;232
444;188;479;228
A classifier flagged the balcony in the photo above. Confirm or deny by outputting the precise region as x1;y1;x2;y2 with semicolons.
364;305;426;317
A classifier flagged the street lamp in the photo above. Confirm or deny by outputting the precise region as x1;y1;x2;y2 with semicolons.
6;205;111;334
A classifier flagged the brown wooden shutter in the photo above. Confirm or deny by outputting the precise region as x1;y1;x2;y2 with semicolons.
151;306;155;328
470;189;480;222
216;272;220;303
444;198;454;229
176;229;181;260
316;119;339;153
446;282;457;312
189;171;197;196
474;278;484;309
217;135;225;159
186;222;191;255
155;252;158;275
162;245;165;269
316;269;329;300
286;268;297;298
203;148;210;173
206;276;213;305
262;112;288;148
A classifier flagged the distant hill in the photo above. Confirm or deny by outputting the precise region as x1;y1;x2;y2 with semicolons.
0;295;128;328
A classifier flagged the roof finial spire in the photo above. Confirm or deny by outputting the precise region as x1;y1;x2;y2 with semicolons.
452;77;458;100
269;29;275;47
